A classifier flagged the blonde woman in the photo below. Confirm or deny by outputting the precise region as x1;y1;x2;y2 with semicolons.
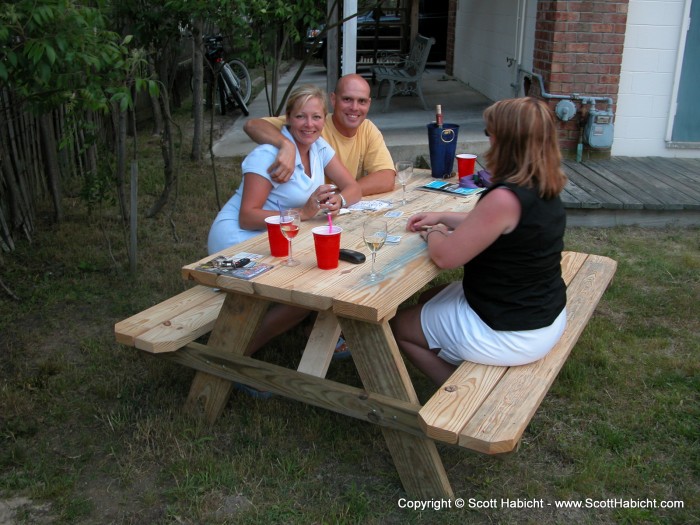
208;84;361;254
207;86;362;396
391;97;569;386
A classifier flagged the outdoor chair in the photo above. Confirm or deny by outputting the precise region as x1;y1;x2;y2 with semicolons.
371;34;436;112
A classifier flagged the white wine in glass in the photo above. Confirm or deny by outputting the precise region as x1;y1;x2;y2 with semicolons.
363;218;388;281
279;209;301;267
395;161;413;205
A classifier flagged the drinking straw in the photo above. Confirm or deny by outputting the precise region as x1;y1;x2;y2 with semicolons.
327;210;333;233
276;200;282;215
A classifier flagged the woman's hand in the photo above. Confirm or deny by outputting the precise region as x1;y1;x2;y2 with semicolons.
419;223;449;242
407;212;440;232
301;184;340;219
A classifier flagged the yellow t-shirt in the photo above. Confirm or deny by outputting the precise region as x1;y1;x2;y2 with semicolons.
263;115;394;181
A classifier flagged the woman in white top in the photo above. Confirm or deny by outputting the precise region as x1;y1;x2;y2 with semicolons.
208;84;361;254
206;86;361;392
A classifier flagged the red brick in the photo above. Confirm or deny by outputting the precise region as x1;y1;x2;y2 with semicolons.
602;33;625;44
583;32;604;43
566;42;591;53
591;23;615;33
551;73;576;83
599;54;623;65
580;12;605;23
587;63;615;74
567;22;594;32
553;31;578;42
554;11;580;21
589;43;624;54
575;54;598;64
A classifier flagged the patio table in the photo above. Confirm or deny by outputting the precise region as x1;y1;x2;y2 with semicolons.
178;170;479;498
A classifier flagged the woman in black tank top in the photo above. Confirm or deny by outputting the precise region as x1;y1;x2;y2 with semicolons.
390;98;569;386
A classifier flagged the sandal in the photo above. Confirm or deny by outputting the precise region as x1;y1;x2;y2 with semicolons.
332;336;351;361
233;382;273;400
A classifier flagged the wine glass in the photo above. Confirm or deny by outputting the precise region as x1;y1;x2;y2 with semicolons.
395;161;413;205
279;209;301;267
363;218;388;281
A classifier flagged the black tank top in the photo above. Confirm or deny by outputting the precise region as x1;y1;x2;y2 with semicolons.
462;182;566;330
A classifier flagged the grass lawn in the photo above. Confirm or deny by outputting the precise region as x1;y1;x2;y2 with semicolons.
1;105;698;524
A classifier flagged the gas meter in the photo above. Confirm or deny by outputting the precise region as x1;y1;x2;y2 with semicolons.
584;107;614;149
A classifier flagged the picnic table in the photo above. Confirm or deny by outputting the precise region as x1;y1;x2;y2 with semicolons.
116;169;616;499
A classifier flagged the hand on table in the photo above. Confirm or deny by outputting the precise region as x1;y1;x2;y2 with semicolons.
407;212;441;232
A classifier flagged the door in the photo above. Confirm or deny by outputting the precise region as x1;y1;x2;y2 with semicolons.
672;0;700;143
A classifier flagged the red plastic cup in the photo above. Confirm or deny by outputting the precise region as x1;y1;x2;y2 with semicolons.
312;226;342;269
456;154;477;178
264;215;289;257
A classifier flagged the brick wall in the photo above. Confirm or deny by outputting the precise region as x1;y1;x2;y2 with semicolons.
446;0;457;76
532;0;629;152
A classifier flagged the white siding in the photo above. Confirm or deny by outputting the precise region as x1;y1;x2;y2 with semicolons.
452;0;699;158
615;0;698;156
453;0;522;102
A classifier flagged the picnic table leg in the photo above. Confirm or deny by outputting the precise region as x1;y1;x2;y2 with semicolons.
296;310;341;378
341;317;454;499
183;293;269;423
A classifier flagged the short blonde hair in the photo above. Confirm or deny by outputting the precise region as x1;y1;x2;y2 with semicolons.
285;84;327;119
483;97;567;198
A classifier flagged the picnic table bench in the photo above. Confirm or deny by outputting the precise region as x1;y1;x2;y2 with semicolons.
114;172;617;497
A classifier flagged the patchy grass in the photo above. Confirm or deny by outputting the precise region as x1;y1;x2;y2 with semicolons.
1;104;698;524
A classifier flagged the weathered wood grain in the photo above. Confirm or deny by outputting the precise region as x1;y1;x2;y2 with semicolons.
457;254;617;454
114;285;223;347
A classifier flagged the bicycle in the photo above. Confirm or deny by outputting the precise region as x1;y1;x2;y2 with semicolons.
195;35;251;116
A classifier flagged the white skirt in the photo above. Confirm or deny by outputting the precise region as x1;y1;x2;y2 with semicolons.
420;282;567;367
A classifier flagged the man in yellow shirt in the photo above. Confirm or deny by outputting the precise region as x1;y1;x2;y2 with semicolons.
243;74;396;196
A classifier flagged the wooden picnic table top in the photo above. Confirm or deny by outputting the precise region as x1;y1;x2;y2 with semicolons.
182;169;480;323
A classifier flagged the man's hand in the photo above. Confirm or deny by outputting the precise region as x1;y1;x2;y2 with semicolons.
268;140;296;183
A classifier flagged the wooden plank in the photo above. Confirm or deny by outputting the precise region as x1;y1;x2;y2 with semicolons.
134;292;225;353
562;176;602;209
559;185;583;208
183;293;269;424
563;161;627;209
622;157;700;209
583;159;665;209
165;341;426;438
418;251;588;445
341;317;454;499
627;157;700;208
114;286;222;346
418;363;507;444
601;158;684;210
458;254;617;454
560;251;590;285
296;311;342;378
665;157;700;176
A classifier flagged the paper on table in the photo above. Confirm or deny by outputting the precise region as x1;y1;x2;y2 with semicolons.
347;200;393;212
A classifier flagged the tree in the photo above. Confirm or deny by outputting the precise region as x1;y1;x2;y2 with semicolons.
0;0;156;228
244;0;325;115
108;0;191;216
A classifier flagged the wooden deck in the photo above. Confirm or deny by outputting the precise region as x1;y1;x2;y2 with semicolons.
561;157;700;227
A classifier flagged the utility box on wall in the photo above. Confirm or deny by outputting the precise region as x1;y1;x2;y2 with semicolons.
584;108;615;149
